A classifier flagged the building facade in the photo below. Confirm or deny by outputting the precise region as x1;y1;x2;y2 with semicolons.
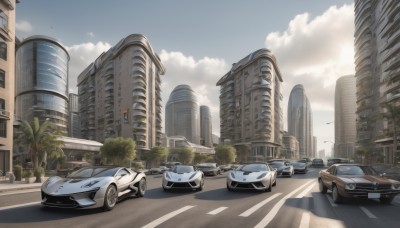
354;0;400;164
334;75;357;160
68;93;80;138
200;105;213;147
77;34;165;152
281;133;300;159
0;0;16;176
165;84;200;144
287;84;314;158
216;49;283;161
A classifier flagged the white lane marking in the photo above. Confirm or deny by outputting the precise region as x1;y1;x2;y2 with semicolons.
254;179;314;228
239;193;282;217
141;205;195;228
207;206;228;215
0;201;40;211
296;183;316;198
325;195;338;207
299;212;310;228
359;206;377;219
0;189;40;196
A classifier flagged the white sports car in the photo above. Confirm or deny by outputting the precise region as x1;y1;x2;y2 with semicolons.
41;166;146;211
162;165;204;191
227;163;277;192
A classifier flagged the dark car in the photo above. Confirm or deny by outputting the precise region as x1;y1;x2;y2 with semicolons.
311;158;325;167
327;158;349;167
269;161;294;177
292;161;308;174
196;163;221;176
318;164;400;204
382;166;400;181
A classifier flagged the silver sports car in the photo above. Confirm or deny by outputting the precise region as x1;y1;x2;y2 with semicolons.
162;165;204;191
227;163;277;192
41;166;147;211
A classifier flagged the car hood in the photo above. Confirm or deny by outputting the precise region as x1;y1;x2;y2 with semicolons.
166;172;199;181
42;176;110;195
230;171;268;181
339;175;394;184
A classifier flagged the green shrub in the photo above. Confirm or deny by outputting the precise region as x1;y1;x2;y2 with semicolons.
22;169;33;178
13;165;22;181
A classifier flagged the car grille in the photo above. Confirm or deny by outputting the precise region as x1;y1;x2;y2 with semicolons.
356;183;391;190
167;182;196;188
231;181;265;189
42;192;79;208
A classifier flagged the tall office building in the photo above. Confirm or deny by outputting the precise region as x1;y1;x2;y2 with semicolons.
15;35;70;133
334;75;356;159
200;105;213;147
68;93;80;138
354;1;400;164
165;84;200;144
78;34;165;151
0;0;16;175
287;84;313;158
217;49;283;161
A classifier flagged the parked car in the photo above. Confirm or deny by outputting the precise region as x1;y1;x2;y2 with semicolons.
196;163;221;176
219;164;233;172
318;164;400;204
382;166;400;181
292;161;308;174
227;163;277;192
149;166;169;175
371;163;393;174
311;158;325;167
162;165;204;191
299;158;312;167
327;158;349;167
269;161;294;177
41;166;146;211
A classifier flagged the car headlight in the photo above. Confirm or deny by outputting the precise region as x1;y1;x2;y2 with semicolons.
391;183;400;190
230;172;236;179
42;177;53;188
257;173;267;179
82;180;100;188
165;172;171;180
345;183;356;190
189;173;197;180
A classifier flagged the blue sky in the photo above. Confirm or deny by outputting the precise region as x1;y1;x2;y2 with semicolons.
16;0;356;156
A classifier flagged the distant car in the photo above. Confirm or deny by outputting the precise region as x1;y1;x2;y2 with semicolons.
269;161;294;177
327;158;349;167
227;163;277;192
292;161;308;174
382;166;400;181
318;164;400;204
196;163;221;176
219;164;233;172
41;166;146;211
371;163;393;174
311;158;325;167
162;165;204;191
298;158;312;167
149;166;169;175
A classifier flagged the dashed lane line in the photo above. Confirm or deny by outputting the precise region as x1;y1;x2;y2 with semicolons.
207;207;228;215
325;195;338;207
359;206;377;219
295;183;316;198
141;205;196;228
239;193;282;217
0;201;40;211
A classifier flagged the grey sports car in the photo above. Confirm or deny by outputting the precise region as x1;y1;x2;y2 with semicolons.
41;166;147;211
162;165;204;191
227;163;277;192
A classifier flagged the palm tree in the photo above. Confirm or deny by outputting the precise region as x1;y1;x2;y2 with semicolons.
14;117;64;183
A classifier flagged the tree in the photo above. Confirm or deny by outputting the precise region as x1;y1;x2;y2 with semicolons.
193;153;210;165
215;144;236;164
176;147;194;164
101;137;136;166
235;144;251;163
14;117;65;183
147;146;168;167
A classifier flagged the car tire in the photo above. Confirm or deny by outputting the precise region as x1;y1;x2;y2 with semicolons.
103;184;117;211
227;183;232;191
272;178;277;186
265;178;272;192
332;185;343;203
380;197;394;204
319;179;327;194
136;178;146;197
163;187;168;192
197;178;204;191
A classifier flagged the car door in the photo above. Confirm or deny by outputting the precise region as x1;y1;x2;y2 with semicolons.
322;166;336;190
115;168;132;191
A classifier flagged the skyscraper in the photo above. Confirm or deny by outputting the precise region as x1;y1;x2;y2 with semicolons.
200;105;213;147
287;84;313;158
78;34;165;151
165;84;200;144
217;49;283;161
68;93;80;138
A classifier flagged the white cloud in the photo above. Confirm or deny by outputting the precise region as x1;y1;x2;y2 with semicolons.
66;42;111;93
87;32;95;38
159;50;229;135
16;20;33;32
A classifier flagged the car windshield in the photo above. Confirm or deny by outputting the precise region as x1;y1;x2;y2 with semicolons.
67;167;120;178
292;162;305;168
335;165;378;176
171;165;194;173
238;164;268;172
269;162;285;168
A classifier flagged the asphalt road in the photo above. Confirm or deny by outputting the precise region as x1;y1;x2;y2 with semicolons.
1;168;400;228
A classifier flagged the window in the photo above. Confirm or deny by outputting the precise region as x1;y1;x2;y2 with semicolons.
0;70;4;88
0;37;6;60
0;118;6;138
0;10;8;31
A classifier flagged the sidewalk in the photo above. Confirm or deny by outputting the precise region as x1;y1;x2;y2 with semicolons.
0;177;47;193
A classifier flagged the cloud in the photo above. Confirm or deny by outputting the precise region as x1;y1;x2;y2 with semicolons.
16;20;33;32
66;42;111;93
87;32;95;38
159;50;229;135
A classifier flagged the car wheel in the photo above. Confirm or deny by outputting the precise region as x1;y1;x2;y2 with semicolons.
163;187;168;192
332;185;343;203
319;179;327;194
227;183;232;191
265;179;272;192
197;178;204;191
136;178;146;197
380;197;394;204
103;184;117;211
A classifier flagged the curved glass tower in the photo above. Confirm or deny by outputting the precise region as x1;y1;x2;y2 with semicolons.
200;105;213;147
15;35;70;132
165;84;200;144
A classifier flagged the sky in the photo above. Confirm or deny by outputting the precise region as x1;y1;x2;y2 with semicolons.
15;0;356;157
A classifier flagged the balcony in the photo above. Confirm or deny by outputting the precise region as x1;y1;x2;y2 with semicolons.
0;109;10;119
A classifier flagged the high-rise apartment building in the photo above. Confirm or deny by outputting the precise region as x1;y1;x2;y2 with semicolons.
334;75;356;160
68;93;80;138
15;35;69;133
200;105;213;147
354;1;400;164
77;34;165;151
287;84;313;158
216;49;283;161
165;84;200;144
0;0;16;175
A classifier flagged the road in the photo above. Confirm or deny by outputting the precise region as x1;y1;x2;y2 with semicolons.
1;167;400;228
